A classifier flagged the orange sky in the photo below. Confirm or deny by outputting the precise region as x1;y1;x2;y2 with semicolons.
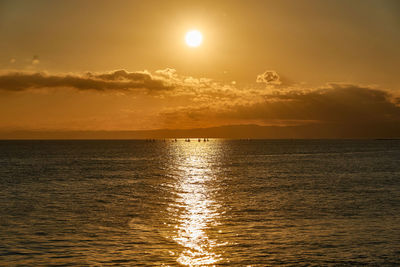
0;0;399;137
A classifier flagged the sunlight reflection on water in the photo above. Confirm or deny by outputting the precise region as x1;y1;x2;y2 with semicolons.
169;141;223;266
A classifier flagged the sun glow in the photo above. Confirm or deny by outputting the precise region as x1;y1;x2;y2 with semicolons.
185;30;203;47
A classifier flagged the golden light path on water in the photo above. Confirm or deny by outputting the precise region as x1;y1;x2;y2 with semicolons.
168;140;224;266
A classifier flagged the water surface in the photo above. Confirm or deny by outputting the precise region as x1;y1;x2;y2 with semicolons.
1;139;400;265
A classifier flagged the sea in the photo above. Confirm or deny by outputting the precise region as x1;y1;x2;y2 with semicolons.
0;139;400;266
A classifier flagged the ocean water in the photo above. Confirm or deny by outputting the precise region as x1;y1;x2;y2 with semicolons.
0;139;400;266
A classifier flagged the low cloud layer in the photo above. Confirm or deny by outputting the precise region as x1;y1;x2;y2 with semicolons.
161;83;400;128
0;70;173;92
238;84;400;123
1;68;399;137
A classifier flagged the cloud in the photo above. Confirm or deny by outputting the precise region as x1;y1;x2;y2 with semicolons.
256;70;281;85
160;84;400;127
2;68;399;136
0;68;246;102
0;69;173;92
0;68;239;97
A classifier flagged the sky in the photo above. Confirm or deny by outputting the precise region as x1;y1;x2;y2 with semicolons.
0;0;400;137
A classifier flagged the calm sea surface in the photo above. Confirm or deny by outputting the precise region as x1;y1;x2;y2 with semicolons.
1;139;400;266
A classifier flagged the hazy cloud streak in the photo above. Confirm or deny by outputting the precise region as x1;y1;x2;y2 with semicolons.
0;70;173;92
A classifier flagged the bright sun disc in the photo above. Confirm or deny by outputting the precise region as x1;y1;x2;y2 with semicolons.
185;30;203;47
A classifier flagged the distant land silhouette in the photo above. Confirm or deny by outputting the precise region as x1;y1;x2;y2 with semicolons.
1;123;400;139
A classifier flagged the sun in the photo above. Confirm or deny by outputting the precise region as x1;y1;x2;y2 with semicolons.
185;30;203;47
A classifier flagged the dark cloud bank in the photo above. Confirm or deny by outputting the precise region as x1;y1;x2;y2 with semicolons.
160;84;400;138
163;84;400;121
0;70;171;92
229;84;400;124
